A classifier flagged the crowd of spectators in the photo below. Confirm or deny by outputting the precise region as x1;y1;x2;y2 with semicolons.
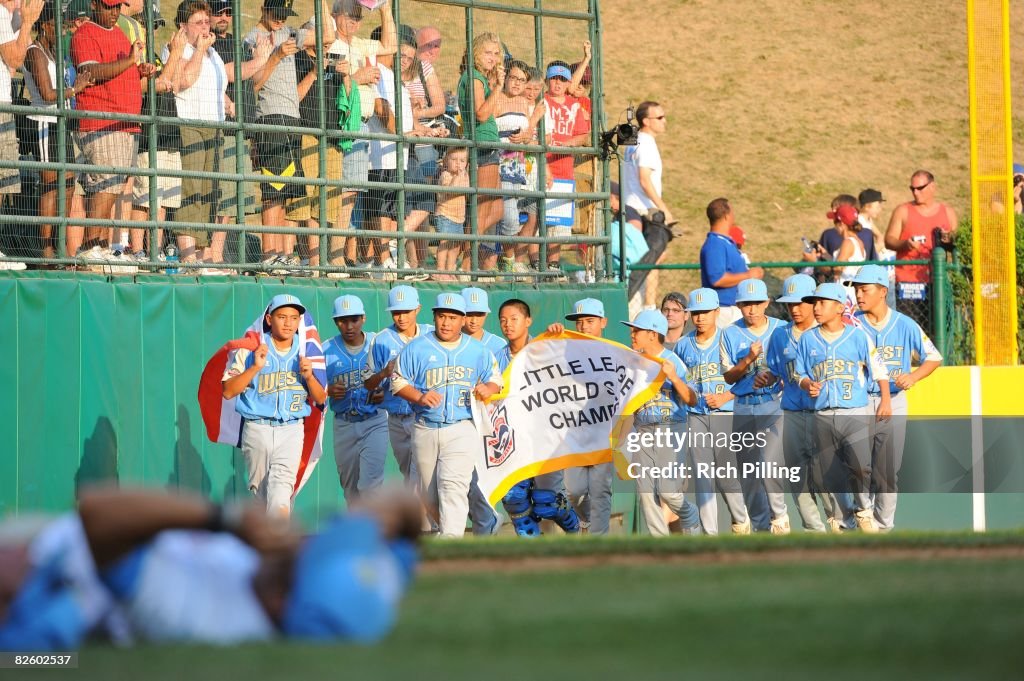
0;0;600;278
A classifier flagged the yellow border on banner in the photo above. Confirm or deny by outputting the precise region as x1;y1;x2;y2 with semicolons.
483;331;668;506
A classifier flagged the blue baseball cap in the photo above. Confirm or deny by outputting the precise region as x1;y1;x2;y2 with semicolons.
803;282;847;304
685;288;719;312
777;274;817;303
1014;163;1024;175
622;310;668;336
432;292;467;315
566;298;605;320
735;278;770;303
461;287;490;314
282;516;417;643
268;294;306;314
849;264;889;288
386;286;420;312
332;295;365;318
545;64;571;81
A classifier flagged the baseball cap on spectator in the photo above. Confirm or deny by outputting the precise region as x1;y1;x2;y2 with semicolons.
729;225;746;248
461;288;490;314
660;291;687;310
432;293;467;315
802;283;847;304
565;298;605;320
735;279;769;303
826;204;859;228
622;310;668;336
386;286;420;312
208;0;232;14
263;0;298;18
686;288;719;312
777;274;817;303
545;64;572;81
98;0;123;6
332;295;366;318
848;264;889;288
67;0;91;19
268;294;306;315
858;188;885;205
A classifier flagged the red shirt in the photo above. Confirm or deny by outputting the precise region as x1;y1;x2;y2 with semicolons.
71;21;142;134
896;202;953;283
545;94;590;180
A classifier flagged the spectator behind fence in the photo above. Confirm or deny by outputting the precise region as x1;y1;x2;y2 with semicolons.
858;188;895;304
415;25;441;65
884;170;958;333
163;1;233;273
622;100;672;311
566;42;595;281
494;59;544;276
399;32;446;273
328;0;395;269
699;198;763;328
434;147;469;280
0;0;43;270
458;32;505;272
210;0;270;244
21;1;94;265
826;202;865;303
519;66;550;272
544;56;590;273
71;0;156;262
245;0;334;271
814;193;877;263
295;29;351;276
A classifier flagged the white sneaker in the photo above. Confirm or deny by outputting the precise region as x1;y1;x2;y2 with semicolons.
379;258;398;281
326;271;351;279
855;509;878;534
105;247;139;275
0;250;27;271
731;519;752;535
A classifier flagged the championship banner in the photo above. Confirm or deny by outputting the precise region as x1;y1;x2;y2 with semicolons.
474;330;665;506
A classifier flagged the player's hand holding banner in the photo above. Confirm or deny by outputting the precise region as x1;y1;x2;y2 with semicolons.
474;330;665;506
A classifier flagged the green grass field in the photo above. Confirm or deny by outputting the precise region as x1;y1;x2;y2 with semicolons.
35;532;1024;681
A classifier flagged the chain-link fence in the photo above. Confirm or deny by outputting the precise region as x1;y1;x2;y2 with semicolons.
0;0;612;281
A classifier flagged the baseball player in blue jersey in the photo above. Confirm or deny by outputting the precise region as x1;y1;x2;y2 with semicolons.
674;288;749;534
851;264;942;530
795;282;892;533
365;286;435;485
720;279;788;533
494;299;581;537
392;293;503;538
623;310;701;536
461;287;506;536
325;295;388;504
763;274;843;532
544;298;611;535
222;295;327;518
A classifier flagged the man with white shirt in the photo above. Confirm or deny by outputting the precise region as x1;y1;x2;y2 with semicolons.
0;0;43;269
622;101;672;309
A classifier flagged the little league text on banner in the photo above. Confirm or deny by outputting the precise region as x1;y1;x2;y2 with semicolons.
474;331;666;506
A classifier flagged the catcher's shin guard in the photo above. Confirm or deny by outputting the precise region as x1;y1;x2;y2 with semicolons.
502;480;542;537
531;489;580;533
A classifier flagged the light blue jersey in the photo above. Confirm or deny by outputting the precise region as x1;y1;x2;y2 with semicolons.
765;323;815;412
475;330;509;356
233;332;311;421
634;349;688;424
719;317;785;398
854;310;942;395
496;336;531;373
325;332;377;417
394;333;500;424
794;325;887;410
367;324;434;416
675;330;734;414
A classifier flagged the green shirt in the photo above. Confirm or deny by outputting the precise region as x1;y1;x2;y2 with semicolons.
457;68;498;143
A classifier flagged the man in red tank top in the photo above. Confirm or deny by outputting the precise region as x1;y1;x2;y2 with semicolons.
883;169;958;333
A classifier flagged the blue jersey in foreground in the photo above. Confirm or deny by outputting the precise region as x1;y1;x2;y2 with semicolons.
794;325;886;410
675;329;734;414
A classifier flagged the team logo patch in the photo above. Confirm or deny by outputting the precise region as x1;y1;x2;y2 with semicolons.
396;291;405;302
342;299;351;311
470;292;481;304
575;303;584;313
695;292;703;303
484;405;516;468
787;283;796;294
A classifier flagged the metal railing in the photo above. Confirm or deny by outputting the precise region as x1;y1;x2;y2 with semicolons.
0;0;612;280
